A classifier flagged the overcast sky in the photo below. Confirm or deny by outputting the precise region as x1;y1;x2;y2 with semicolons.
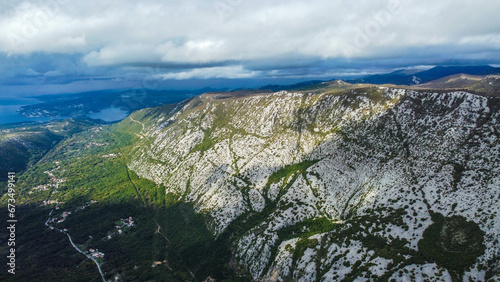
1;0;499;93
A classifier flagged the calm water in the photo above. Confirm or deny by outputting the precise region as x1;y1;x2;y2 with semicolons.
88;107;129;122
0;97;54;124
0;98;129;125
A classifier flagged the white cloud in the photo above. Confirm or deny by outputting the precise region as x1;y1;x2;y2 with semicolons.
0;0;499;79
83;44;160;66
158;65;259;80
43;70;62;77
160;39;227;63
25;68;40;76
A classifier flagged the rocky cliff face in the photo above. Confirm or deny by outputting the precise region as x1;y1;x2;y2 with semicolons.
127;83;499;281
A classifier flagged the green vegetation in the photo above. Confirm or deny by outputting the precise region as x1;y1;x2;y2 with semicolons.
0;84;495;281
418;212;485;277
0;129;61;181
274;208;486;281
277;217;338;241
292;238;319;268
191;130;215;153
0;205;104;281
0;119;96;181
222;160;321;246
450;163;465;190
318;208;419;280
266;160;317;187
0;118;250;281
264;159;319;202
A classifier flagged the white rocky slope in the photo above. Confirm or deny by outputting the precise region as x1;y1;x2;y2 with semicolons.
128;85;499;281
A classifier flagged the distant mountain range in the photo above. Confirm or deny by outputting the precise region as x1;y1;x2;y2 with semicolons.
256;65;500;92
348;65;500;85
17;89;216;121
11;65;500;125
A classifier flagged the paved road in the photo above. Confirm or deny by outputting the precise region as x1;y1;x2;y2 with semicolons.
46;209;106;282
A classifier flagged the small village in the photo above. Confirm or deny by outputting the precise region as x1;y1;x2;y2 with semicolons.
44;163;66;185
88;248;105;259
49;210;72;224
101;153;119;158
47;200;97;226
104;216;135;240
86;141;107;148
76;200;98;211
31;162;66;195
40;199;61;207
29;184;55;194
92;126;103;133
43;193;107;278
30;144;136;281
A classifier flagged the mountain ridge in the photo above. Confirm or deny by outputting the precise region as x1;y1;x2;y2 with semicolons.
126;83;499;280
348;65;500;86
1;81;499;281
